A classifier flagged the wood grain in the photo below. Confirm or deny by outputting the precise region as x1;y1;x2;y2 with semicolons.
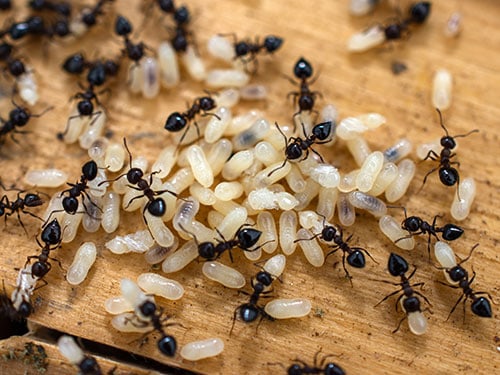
0;1;499;374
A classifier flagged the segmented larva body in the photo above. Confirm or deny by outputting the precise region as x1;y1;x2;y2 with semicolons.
337;193;356;227
182;45;207;81
24;169;68;188
137;273;184;300
279;210;298;256
385;159;416;203
206;69;249;88
79;109;106;150
264;298;312;319
202;261;246;289
296;228;324;267
105;230;154;254
257;211;278;254
348;191;387;217
378;215;415;250
158;41;180;88
451;177;476;221
205;107;232;144
180;338;225;361
162;240;199;273
66;242;97;285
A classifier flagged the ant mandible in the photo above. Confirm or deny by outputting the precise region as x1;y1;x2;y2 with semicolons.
268;120;332;177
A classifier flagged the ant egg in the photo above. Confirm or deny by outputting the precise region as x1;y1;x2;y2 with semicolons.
222;150;255;180
189;183;217;206
384;138;413;163
317;187;338;221
264;298;312;319
82;197;102;233
416;138;442;160
158;41;180;88
296;228;325;267
24;169;69;188
207;139;233;177
61;212;83;243
168;168;195;193
205;107;232;143
338;170;359;193
337;193;356;226
79;109;107;149
58;335;85;366
232;118;271;151
142;57;160;99
432;69;453;111
144;239;179;265
286;165;307;193
294;179;321;210
216;206;248;240
257;211;278;253
186;145;214;188
216;88;240;108
17;71;39;106
385;159;415;202
434;241;457;268
379;215;415;250
336;117;368;140
450;177;476;221
180;338;224;361
226;110;262;136
101;192;120;233
346;137;372;166
214;182;244;201
367;162;398;196
202;262;246;289
279;211;298;255
407;311;428;335
66;242;97;285
347;24;385;52
207;35;235;61
128;62;144;93
356;151;384;192
152;146;177;179
263;254;286;278
310;164;340;189
444;12;462;38
350;0;377;16
348;191;387;217
206;69;249;88
104;296;134;315
111;313;153;333
255;141;281;166
181;45;207;81
145;211;175;247
240;84;268;101
105;230;154;254
105;142;126;173
162;240;199;273
137;273;184;300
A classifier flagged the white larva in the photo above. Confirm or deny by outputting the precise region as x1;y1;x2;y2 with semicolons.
216;88;240;108
82;197;102;233
207;35;235;61
310;164;340;189
368;162;398;197
158;41;180;88
206;139;233;177
385;159;416;203
204;107;232;143
180;338;225;361
232;118;270;151
286;165;307;193
254;141;281;166
158;182;178;222
337;193;356;227
347;25;385;52
137;273;184;300
120;279;153;320
252;162;292;190
384;138;412;163
225;110;262;136
263;254;286;278
212;199;244;216
145;211;175;247
202;262;246;289
348;191;387;217
206;69;249;88
338;169;359;193
144;239;179;265
41;192;64;223
279;211;298;256
355;151;384;192
214;181;244;201
216;206;248;240
247;188;279;210
105;230;154;254
151;146;177;179
222;150;255;180
104;296;133;315
265;123;294;151
257;211;278;254
407;310;428;335
434;241;457;269
57;335;85;366
181;45;207;81
101;192;120;233
78;109;107;150
168;167;195;194
207;210;224;229
61;107;89;144
450;177;476;221
336;117;368;140
444;12;462;38
186;145;214;188
264;298;312;319
61;212;83;243
66;242;97;285
298;210;321;230
128;62;144;93
88;138;108;167
293;112;313;135
162;240;199;273
17;71;39;106
88;169;108;198
111;313;153;333
240;84;268;100
189;183;217;206
346;137;372;166
432;69;453;111
416;138;442;160
142;57;160;99
349;0;377;16
104;142;126;173
11;264;38;311
296;228;324;267
378;215;415;250
358;113;386;129
294;179;320;210
317;187;338;221
24;169;68;188
276;192;299;210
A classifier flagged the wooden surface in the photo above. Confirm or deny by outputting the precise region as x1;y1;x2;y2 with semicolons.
1;1;499;374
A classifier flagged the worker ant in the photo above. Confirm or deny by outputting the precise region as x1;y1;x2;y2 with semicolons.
268;120;332;177
382;2;432;41
63;52;120;87
375;253;431;334
269;348;346;375
114;15;147;65
421;109;478;196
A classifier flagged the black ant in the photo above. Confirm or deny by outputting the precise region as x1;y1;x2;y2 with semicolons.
0;41;29;81
270;348;346;375
382;2;432;42
375;253;431;334
421;109;478;195
0;180;45;234
29;0;72;16
437;244;493;320
77;0;115;30
63;53;120;87
390;206;464;255
164;93;219;149
0;280;28;321
114;15;147;65
268;120;332;177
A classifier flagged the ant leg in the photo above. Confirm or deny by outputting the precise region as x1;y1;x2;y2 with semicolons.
175;124;192;152
59;114;82;139
267;159;288;177
33;278;48;291
446;294;464;321
201;111;221;121
88;111;103;126
309;146;325;163
125;194;145;209
341;253;353;287
325;246;339;258
375;289;402;307
392;315;407;334
421;150;439;162
394;293;405;312
352;247;378;264
229;306;240;337
414;290;432;307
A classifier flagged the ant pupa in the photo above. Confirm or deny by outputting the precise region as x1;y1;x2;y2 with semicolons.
269;348;346;375
268;120;332;177
57;335;102;375
375;253;431;335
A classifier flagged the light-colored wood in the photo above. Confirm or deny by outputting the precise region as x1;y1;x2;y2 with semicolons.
1;1;499;374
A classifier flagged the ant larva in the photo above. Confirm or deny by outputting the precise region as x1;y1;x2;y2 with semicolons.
164;93;219;148
421;109;478;194
269;348;346;375
435;243;493;320
375;253;431;335
58;335;102;375
389;205;464;256
268;120;332;177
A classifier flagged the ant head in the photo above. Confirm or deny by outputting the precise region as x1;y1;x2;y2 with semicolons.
147;198;166;217
447;265;466;282
402;296;421;313
293;57;313;80
158;335;177;357
8;59;26;77
440;136;456;149
79;356;101;374
63;196;79;214
18;300;32;318
384;24;402;40
471;297;492;318
264;35;283;53
322;226;336;242
31;261;50;278
82;160;98;181
237;228;262;248
9;107;30;126
199;96;217;111
312;121;332;141
24;193;43;207
41;219;62;245
115;15;132;36
27;15;45;34
82;12;97;27
288;364;302;375
87;63;106;86
285;142;303;160
127;42;145;62
403;216;421;232
63;54;86;75
53;19;70;37
255;271;273;286
325;363;346;375
388;253;409;277
240;303;260;322
0;42;13;60
174;6;190;25
164;112;187;132
198;242;216;259
127;168;144;184
159;0;175;13
234;41;250;57
409;2;431;24
441;224;464;241
347;250;365;268
139;300;156;317
77;100;94;116
438;167;458;186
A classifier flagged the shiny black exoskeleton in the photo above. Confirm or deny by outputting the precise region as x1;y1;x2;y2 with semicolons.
422;109;478;192
268;120;332;176
0;101;53;144
63;53;120;86
26;218;62;279
281;350;346;375
383;2;432;41
77;356;102;375
114;15;146;64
